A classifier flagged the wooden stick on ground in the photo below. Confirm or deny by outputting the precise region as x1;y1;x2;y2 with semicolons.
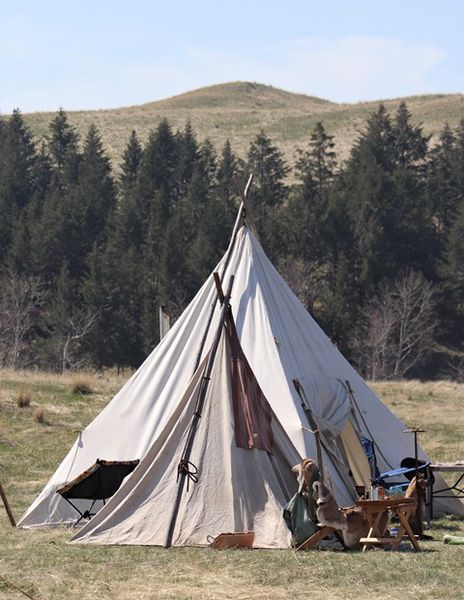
0;574;37;600
0;480;16;527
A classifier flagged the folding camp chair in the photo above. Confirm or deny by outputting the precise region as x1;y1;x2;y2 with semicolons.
56;459;139;526
376;458;434;522
377;459;432;488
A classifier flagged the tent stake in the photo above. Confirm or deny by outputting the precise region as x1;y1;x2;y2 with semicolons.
0;480;16;527
165;276;235;548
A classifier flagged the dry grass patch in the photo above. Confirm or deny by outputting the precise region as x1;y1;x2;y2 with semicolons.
371;380;464;463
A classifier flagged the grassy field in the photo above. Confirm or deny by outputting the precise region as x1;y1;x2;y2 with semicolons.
0;370;463;599
20;82;464;168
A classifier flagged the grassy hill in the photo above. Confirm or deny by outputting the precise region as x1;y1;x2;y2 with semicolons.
1;370;464;599
22;82;464;167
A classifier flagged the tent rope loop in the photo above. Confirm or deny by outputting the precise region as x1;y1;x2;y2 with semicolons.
177;459;199;491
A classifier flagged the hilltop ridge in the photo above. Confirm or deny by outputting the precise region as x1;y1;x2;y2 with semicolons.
21;81;463;165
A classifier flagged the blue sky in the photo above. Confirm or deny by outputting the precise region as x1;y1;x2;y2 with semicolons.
1;0;463;113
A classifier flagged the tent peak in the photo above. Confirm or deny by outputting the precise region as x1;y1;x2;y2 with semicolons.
233;173;260;240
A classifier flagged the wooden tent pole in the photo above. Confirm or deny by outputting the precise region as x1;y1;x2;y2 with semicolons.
0;479;16;527
313;430;324;484
165;275;235;548
233;173;258;239
192;174;253;375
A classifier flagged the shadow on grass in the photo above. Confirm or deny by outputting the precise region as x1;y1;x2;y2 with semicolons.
435;522;464;533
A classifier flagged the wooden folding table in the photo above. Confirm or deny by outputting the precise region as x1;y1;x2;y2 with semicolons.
357;497;420;552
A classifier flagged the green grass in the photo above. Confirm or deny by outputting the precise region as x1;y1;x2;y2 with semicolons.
16;81;464;169
1;371;464;599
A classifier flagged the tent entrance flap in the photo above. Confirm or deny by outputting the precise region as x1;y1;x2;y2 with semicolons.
230;318;273;452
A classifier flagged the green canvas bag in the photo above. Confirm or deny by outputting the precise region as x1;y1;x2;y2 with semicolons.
283;482;319;546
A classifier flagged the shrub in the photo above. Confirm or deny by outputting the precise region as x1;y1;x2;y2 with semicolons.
71;377;93;395
16;390;32;408
33;406;45;424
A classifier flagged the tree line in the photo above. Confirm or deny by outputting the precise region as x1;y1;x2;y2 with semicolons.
0;105;462;380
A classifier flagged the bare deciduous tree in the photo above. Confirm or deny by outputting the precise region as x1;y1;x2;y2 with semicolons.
447;356;464;383
58;310;101;373
0;273;48;369
356;270;437;380
166;285;191;325
358;292;397;381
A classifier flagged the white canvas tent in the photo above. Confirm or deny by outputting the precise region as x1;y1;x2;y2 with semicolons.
18;209;464;544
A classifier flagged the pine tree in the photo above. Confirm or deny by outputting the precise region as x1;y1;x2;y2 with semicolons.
246;130;289;222
6;214;32;275
446;202;464;294
341;103;435;287
392;102;428;169
22;141;52;219
119;130;142;195
295;122;337;192
0;111;40;264
390;102;436;279
0;110;40;210
176;120;199;193
319;250;360;353
217;139;241;233
427;124;462;233
133;119;178;250
67;124;115;278
41;263;85;371
48;108;80;184
439;201;464;347
80;244;145;368
287;122;337;262
29;111;80;281
198;139;217;189
246;131;289;258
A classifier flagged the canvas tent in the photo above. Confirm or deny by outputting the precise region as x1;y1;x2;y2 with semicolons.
18;207;464;545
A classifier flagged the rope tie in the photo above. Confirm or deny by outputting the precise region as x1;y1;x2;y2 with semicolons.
177;459;199;491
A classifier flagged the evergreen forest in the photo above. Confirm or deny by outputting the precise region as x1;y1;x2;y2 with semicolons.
0;104;463;380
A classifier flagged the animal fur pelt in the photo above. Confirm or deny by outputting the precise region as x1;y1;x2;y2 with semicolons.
312;480;369;549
